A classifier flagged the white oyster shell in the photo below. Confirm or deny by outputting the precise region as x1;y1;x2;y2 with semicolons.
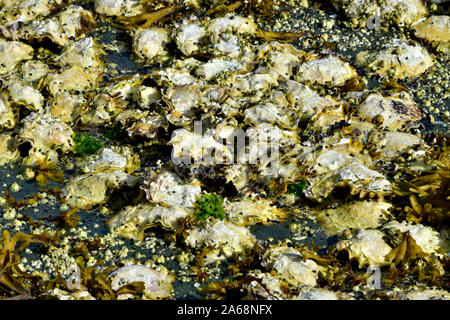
109;203;189;240
144;171;201;209
185;220;256;262
8;82;44;112
0;93;15;129
109;265;174;300
264;246;323;287
226;199;286;226
18;113;74;166
62;170;139;209
316;200;392;236
357;40;434;79
382;221;442;255
337;229;393;267
0;39;33;75
133;28;170;62
175;22;206;56
297;56;356;86
357;93;421;131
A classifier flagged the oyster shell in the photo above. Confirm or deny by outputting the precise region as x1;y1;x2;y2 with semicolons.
133;28;170;63
49;92;84;123
143;171;201;209
337;229;393;267
18;113;74;166
263;246;323;287
94;0;144;17
46;65;98;96
108;203;189;240
59;5;95;40
316;200;392;236
62;170;139;209
356;92;421;131
226;199;287;226
0;39;33;75
297;56;357;86
175;22;206;56
382;221;442;255
306;163;392;202
20;60;51;84
185;221;256;263
109;265;174;300
369;131;423;158
8;82;44;112
413;16;450;54
356;40;434;79
19;18;69;47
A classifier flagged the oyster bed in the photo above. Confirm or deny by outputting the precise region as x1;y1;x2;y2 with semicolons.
0;0;449;300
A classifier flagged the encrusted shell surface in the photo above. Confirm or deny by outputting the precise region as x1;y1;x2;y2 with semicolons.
316;200;392;236
0;134;18;165
337;229;393;267
109;265;174;299
413;15;450;54
108;203;189;240
264;246;323;287
382;221;442;255
0;39;33;75
133;28;170;63
185;221;256;262
356;92;421;131
226;199;287;226
62;170;139;209
356;40;434;79
143;171;201;209
297;56;357;86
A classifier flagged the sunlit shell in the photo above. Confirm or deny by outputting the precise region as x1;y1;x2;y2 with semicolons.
20;60;51;84
0;39;33;75
306;163;392;202
356;40;434;79
413;15;450;54
18;112;74;166
8;82;44;112
80;148;127;173
337;229;392;267
143;171;201;209
46;65;98;96
403;289;450;300
175;22;206;56
382;221;442;255
297;56;357;86
332;0;428;27
58;37;103;71
295;288;354;300
282;80;337;119
264;246;324;287
127;114;167;139
59;5;95;40
195;58;243;81
226;199;287;226
316;200;392;236
133;28;170;63
49;92;84;123
19;18;69;47
94;0;144;17
185;220;256;262
62;170;139;209
170;128;233;165
165;84;200;126
207;14;257;41
49;288;96;300
109;265;174;300
244;102;298;129
356;92;421;131
369;131;423;158
137;86;161;108
108;203;189;240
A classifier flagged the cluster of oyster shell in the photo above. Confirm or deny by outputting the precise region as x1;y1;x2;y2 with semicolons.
0;0;448;300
